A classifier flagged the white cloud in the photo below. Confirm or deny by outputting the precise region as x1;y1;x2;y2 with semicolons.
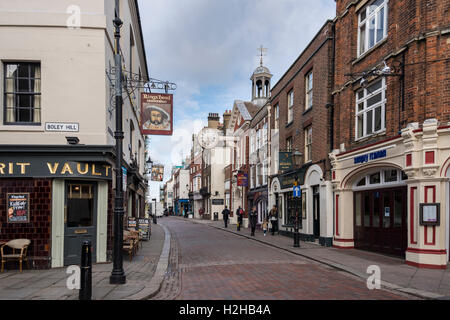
138;0;336;200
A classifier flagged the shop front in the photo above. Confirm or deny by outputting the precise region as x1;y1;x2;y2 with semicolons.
331;119;450;268
0;146;114;269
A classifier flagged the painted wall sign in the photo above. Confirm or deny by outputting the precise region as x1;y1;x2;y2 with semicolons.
7;193;30;223
354;149;387;164
141;93;173;136
0;160;112;179
212;199;224;205
45;122;79;132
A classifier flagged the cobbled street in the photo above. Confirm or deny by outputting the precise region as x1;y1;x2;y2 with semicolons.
151;217;413;300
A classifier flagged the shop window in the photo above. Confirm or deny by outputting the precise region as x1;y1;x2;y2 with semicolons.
355;193;362;226
394;190;402;227
354;169;407;190
364;193;371;226
301;191;306;219
373;192;380;227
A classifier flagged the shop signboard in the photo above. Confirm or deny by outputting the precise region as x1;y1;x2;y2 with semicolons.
237;173;248;187
7;193;30;223
212;199;224;205
138;218;151;240
279;152;293;171
420;203;440;226
128;217;137;229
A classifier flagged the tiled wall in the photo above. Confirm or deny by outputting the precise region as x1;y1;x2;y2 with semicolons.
0;178;52;269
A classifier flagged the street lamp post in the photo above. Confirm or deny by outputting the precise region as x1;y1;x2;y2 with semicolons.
292;149;303;248
110;0;126;285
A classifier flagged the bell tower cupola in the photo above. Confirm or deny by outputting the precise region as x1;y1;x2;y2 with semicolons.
251;45;272;107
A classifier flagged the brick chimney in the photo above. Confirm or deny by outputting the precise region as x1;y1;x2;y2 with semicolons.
223;110;232;130
208;113;220;129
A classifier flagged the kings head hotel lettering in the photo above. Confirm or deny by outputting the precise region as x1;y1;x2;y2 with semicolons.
0;161;112;179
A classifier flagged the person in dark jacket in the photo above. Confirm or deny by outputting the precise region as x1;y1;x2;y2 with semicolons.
222;206;230;228
236;206;243;231
249;206;258;236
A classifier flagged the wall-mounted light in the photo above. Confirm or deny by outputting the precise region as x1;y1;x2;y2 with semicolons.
66;137;80;145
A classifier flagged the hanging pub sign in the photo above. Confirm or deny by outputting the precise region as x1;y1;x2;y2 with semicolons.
279;152;293;171
7;193;30;223
237;172;248;187
141;93;173;136
151;164;164;182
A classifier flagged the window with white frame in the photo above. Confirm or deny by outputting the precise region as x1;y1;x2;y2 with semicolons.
256;129;261;150
305;71;313;110
262;160;268;185
263;122;268;147
358;0;388;56
305;126;312;162
256;164;262;187
287;90;294;124
274;104;279;129
355;78;386;140
4;62;41;124
354;169;407;189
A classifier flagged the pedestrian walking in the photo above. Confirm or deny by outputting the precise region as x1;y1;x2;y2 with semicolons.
222;206;230;228
262;218;268;236
269;205;279;235
236;206;243;231
249;206;258;236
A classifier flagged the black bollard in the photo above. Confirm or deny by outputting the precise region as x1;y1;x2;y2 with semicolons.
79;240;92;300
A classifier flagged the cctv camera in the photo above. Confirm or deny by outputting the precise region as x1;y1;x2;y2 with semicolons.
381;62;391;74
360;77;368;88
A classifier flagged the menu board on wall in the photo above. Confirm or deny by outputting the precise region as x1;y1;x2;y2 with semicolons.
7;193;30;223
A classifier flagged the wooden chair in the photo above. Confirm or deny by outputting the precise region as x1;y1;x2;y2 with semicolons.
1;239;31;272
122;231;134;261
129;230;141;252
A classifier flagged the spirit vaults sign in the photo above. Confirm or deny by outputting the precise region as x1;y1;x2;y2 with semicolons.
0;160;112;179
141;93;173;136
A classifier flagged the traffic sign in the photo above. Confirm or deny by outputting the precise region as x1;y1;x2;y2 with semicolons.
293;185;301;197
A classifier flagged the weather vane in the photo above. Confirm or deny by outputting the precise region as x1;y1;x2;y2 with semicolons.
257;45;267;66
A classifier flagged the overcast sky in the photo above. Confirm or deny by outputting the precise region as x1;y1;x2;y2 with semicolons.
137;0;336;200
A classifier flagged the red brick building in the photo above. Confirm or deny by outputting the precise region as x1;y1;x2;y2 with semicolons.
331;0;450;268
269;20;335;246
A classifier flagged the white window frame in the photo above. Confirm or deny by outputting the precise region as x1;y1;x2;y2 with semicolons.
274;104;279;129
357;0;388;57
353;169;407;191
305;126;312;162
287;90;294;124
355;77;386;140
262;159;268;185
305;71;313;110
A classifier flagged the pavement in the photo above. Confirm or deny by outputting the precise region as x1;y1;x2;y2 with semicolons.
0;222;170;300
2;215;450;300
187;217;450;300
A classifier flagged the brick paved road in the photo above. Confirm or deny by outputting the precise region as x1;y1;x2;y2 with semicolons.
154;217;414;300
